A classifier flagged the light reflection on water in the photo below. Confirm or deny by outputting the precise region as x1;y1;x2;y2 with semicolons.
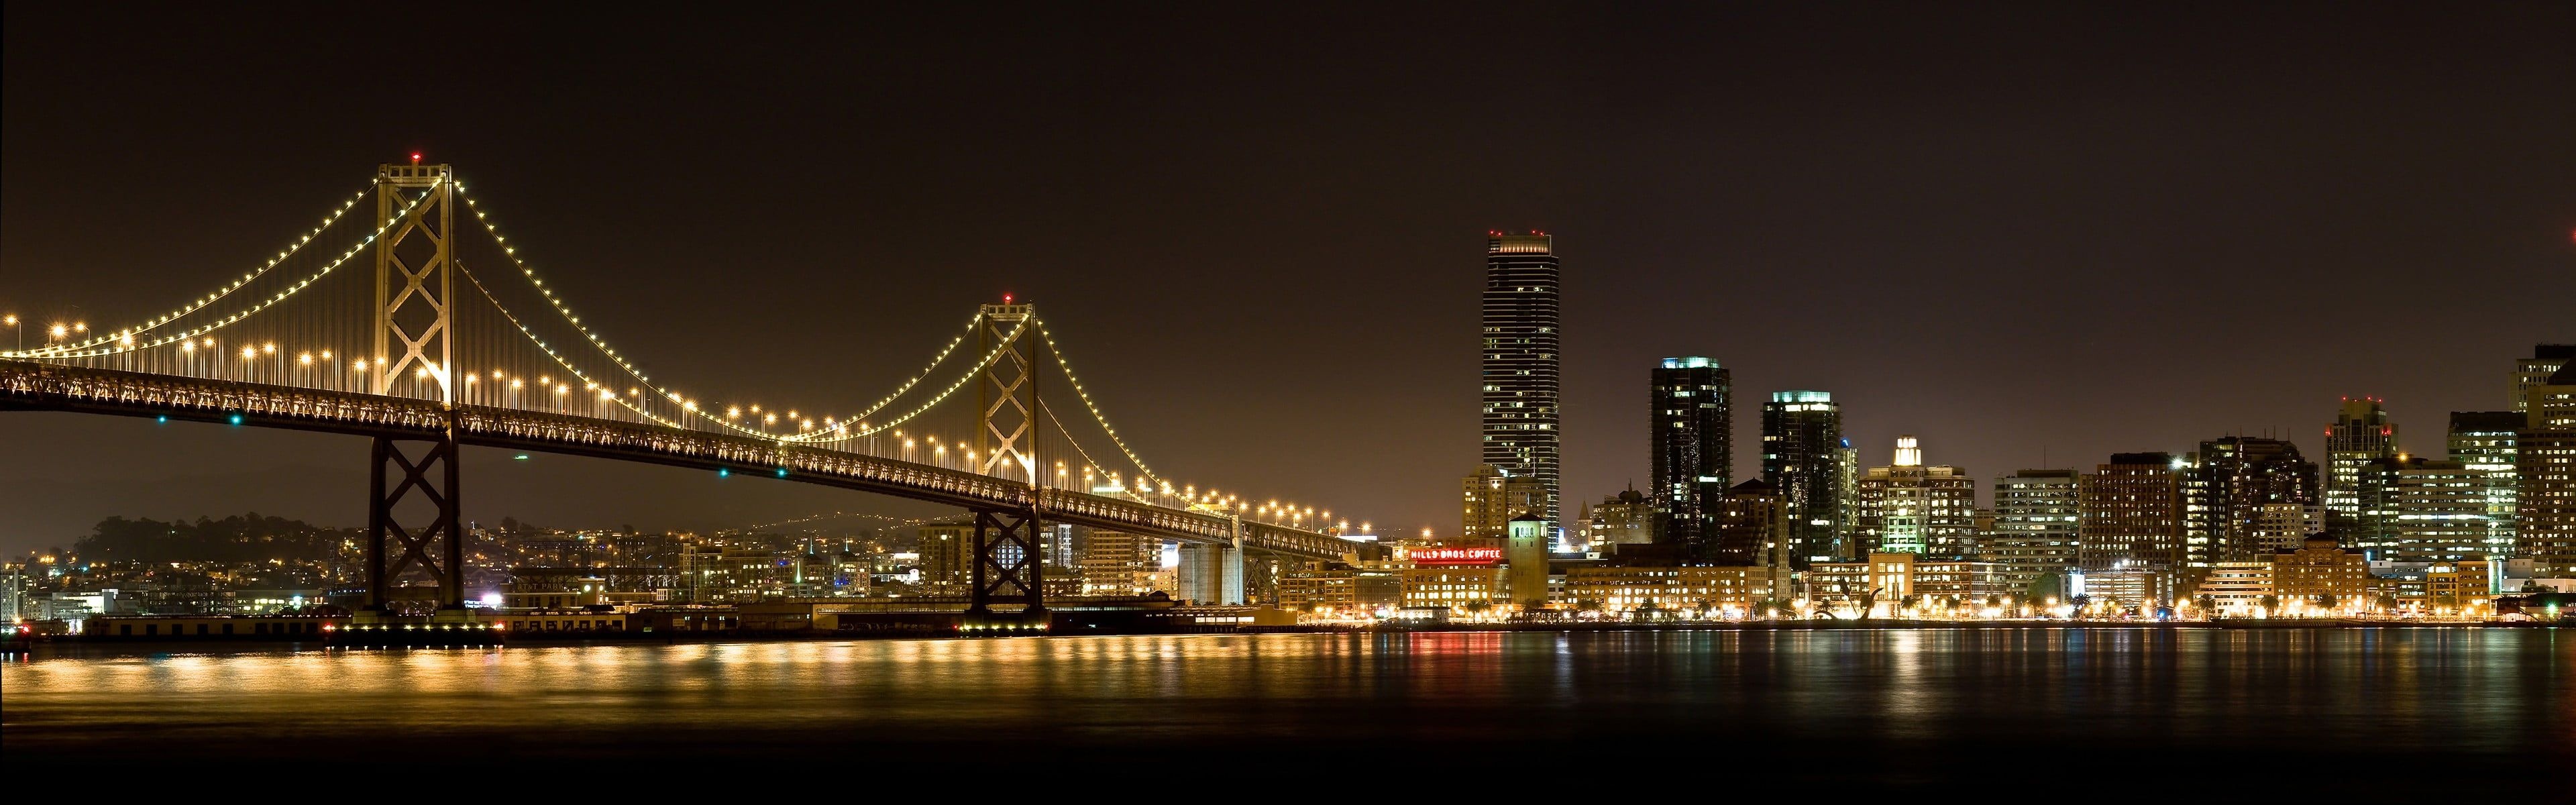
4;629;2569;784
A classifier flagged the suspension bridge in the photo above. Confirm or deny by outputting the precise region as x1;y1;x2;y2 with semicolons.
1;159;1373;626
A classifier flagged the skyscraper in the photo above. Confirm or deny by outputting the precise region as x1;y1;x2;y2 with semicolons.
2369;456;2489;563
1854;435;1978;556
2078;453;2186;591
1482;231;1560;523
1988;469;2080;594
2514;343;2573;411
2186;437;2319;572
1762;390;1845;568
1712;478;1794;570
2449;411;2522;559
1651;357;1730;553
2324;397;2397;540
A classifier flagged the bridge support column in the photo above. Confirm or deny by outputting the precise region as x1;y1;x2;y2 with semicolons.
365;432;463;614
967;506;1047;626
1176;539;1244;605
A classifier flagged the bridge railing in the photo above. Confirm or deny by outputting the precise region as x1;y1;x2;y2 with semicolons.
3;360;1364;559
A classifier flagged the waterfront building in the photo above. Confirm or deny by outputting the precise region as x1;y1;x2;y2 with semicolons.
2449;411;2522;558
1401;566;1503;613
1762;390;1845;567
2186;437;2319;572
1079;530;1161;596
2196;561;2275;616
1461;464;1546;546
2271;535;2370;612
1581;487;1661;549
1651;357;1731;551
1987;469;2080;594
2326;398;2399;541
2078;453;2186;589
2078;570;2160;612
1559;563;1788;616
2515;343;2573;412
2249;503;2326;553
1483;231;1562;523
1854;436;1978;556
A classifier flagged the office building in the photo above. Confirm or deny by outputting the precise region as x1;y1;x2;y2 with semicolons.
917;522;973;593
2449;411;2521;559
2325;397;2398;541
2272;535;2369;611
1651;357;1731;551
2078;453;2185;586
1987;469;2080;594
1711;479;1794;570
1854;435;1978;556
2520;362;2576;575
1482;231;1561;523
2187;437;2320;572
1762;390;1845;568
1079;530;1162;596
2514;344;2573;411
2363;457;2489;563
1461;464;1546;546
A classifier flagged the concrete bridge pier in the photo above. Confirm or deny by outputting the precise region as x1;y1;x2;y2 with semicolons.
1176;539;1245;604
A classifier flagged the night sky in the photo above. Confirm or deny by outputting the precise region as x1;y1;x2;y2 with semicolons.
3;4;2570;553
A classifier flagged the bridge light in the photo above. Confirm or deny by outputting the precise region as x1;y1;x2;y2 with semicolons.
777;468;789;478
411;152;423;164
157;415;168;424
718;468;729;478
228;414;243;425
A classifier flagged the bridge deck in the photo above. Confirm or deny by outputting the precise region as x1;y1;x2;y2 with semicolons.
0;361;1360;560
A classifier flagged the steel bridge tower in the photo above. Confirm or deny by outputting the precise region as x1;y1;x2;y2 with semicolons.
364;160;466;614
968;302;1047;624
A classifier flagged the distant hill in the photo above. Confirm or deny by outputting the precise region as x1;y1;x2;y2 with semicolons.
75;513;356;562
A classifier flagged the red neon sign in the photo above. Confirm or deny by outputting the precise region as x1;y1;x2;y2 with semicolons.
1405;547;1503;566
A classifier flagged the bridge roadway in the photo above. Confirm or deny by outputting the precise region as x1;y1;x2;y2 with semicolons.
0;361;1362;561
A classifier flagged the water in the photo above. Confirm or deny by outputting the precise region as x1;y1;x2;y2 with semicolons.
5;628;2569;794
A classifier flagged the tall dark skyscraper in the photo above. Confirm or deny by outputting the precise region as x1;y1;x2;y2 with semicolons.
1481;231;1560;523
1650;357;1730;551
2324;397;2397;541
1762;390;1845;567
2186;437;2319;572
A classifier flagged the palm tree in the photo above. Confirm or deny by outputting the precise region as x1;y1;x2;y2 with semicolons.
1463;599;1493;621
2196;594;2218;617
2259;595;2281;617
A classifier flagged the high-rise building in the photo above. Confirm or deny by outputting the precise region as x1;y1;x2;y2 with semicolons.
1835;438;1860;557
2325;398;2398;541
2365;457;2489;563
1461;464;1546;546
917;522;973;593
2449;411;2522;558
1762;390;1845;568
2078;453;2185;585
2519;363;2576;575
1482;231;1560;523
2514;344;2573;412
1987;469;2080;593
1854;436;1978;557
1651;357;1731;553
2186;437;2319;572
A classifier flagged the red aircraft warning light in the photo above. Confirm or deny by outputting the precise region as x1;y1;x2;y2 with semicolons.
410;152;423;165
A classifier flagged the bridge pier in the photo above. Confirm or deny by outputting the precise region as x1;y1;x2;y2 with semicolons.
966;506;1048;627
1175;539;1245;605
364;431;464;614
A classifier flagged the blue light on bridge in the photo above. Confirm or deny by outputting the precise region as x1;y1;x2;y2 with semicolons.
228;414;243;425
776;468;789;478
156;415;168;424
718;468;730;478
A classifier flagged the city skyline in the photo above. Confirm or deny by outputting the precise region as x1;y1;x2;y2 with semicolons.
3;4;2573;553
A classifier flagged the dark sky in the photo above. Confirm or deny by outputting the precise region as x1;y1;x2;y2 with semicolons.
3;3;2571;553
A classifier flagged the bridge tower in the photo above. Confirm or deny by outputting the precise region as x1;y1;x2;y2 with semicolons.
968;303;1047;624
364;160;466;614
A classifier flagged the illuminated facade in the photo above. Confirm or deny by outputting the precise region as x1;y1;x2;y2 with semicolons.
2186;437;2318;573
1651;357;1730;551
1762;390;1846;567
1987;469;2080;594
1560;563;1788;614
2447;411;2520;558
2325;398;2398;541
2196;561;2274;615
2520;363;2576;574
1401;566;1503;612
1580;487;1661;549
2514;343;2573;412
1079;530;1162;596
2271;535;2369;610
2373;457;2489;563
1854;436;1978;556
1461;464;1546;546
1482;232;1560;523
1711;478;1795;568
2078;453;2185;587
